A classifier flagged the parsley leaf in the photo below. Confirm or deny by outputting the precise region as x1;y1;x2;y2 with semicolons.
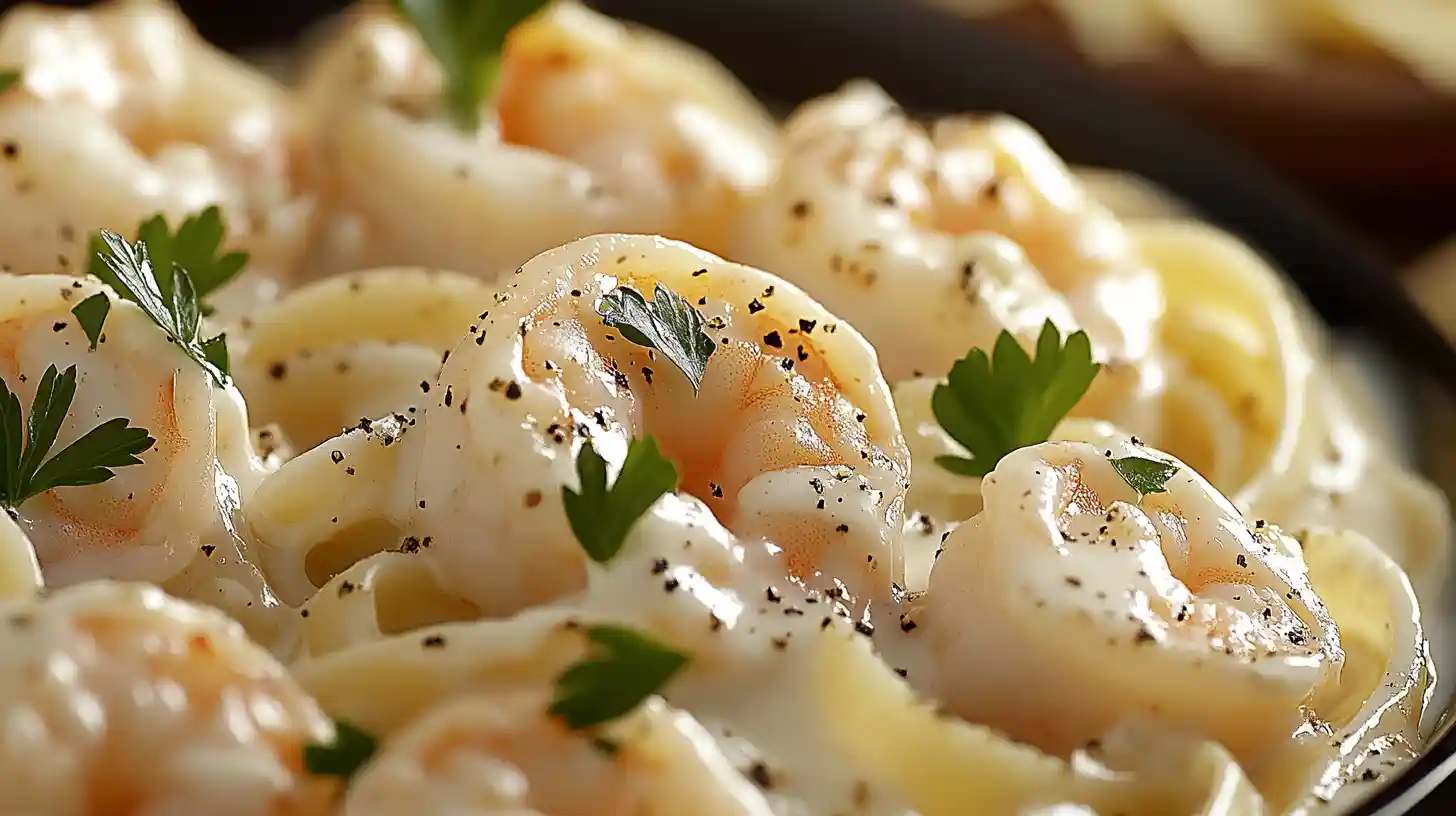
0;364;155;510
549;624;690;730
89;229;231;386
598;283;716;393
71;294;110;351
87;207;249;316
392;0;549;132
563;436;677;564
932;319;1101;478
0;69;20;95
1111;455;1178;497
303;720;377;781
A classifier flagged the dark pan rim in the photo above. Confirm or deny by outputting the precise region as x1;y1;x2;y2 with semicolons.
580;0;1456;812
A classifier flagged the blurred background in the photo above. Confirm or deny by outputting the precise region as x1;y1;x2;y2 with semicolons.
923;0;1456;268
19;0;1456;266
12;0;1454;329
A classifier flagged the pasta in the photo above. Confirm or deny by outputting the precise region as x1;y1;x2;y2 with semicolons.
0;1;1447;814
930;0;1456;92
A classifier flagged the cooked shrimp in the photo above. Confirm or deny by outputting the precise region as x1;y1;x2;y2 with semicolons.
296;1;776;280
731;80;1162;383
247;234;908;622
344;690;774;816
495;1;778;256
909;435;1343;773
0;0;314;316
1;273;223;586
0;273;293;653
0;581;333;815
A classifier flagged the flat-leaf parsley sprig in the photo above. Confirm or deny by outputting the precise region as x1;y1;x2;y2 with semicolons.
73;206;248;358
932;319;1101;478
549;623;691;730
0;364;155;512
563;436;678;565
392;0;549;132
75;229;232;386
99;207;250;314
1110;453;1179;498
598;283;716;394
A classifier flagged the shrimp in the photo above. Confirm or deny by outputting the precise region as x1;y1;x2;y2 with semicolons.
246;234;908;623
494;2;779;256
730;80;1162;384
0;580;333;815
296;1;777;281
344;690;774;816
0;0;314;317
906;435;1346;786
0;273;293;653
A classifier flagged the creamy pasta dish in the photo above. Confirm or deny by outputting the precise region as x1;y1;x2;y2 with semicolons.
0;1;1449;814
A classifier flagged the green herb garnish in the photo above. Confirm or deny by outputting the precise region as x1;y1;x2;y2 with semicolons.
932;319;1101;477
87;229;231;386
70;293;110;351
0;69;21;95
1111;455;1178;497
86;207;248;316
392;0;549;131
598;283;716;393
303;720;378;781
549;624;691;730
563;436;678;564
0;364;154;511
